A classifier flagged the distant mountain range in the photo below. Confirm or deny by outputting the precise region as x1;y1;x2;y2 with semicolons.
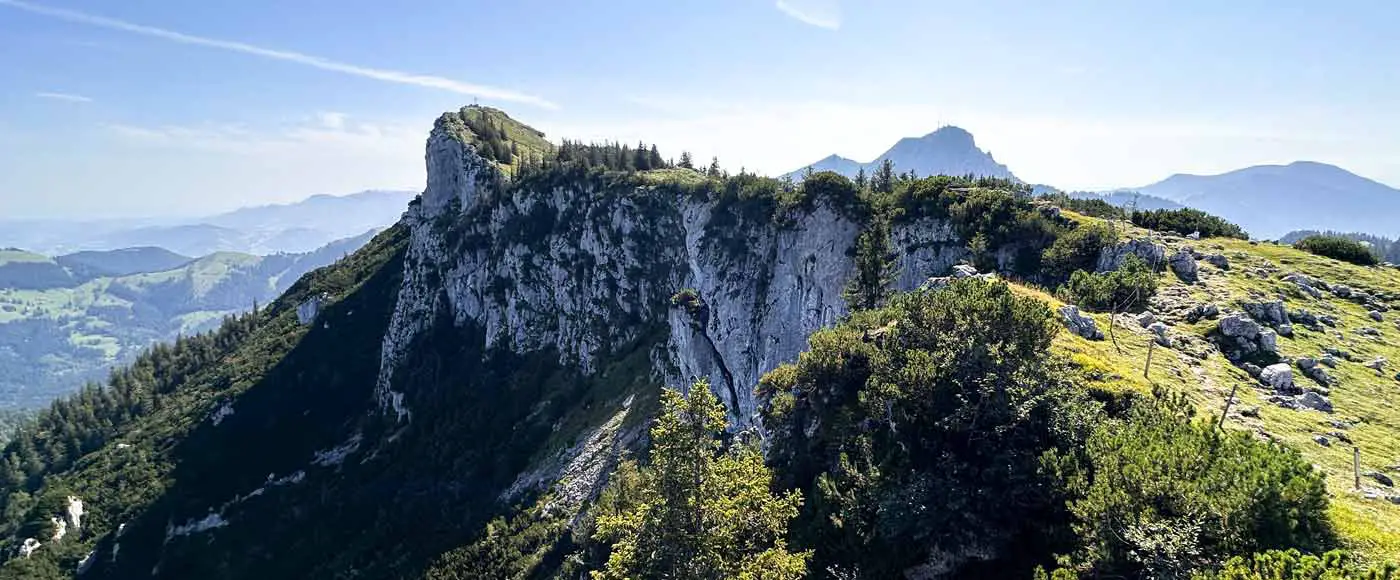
785;126;1018;182
0;230;380;408
0;190;414;257
1127;161;1400;239
787;127;1400;241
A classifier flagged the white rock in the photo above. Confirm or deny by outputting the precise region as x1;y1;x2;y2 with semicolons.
19;538;40;558
1261;363;1294;392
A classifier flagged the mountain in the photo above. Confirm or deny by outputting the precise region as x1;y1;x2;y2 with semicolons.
0;190;413;257
785;125;1018;181
0;107;1397;579
53;247;192;279
0;231;380;409
1133;161;1400;239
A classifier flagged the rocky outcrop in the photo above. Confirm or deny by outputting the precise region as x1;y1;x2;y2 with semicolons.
1169;248;1198;282
374;110;1000;432
1097;238;1166;272
1058;305;1103;340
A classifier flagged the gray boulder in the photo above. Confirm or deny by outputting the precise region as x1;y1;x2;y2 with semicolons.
1297;391;1333;412
1136;312;1157;328
951;264;979;278
1219;314;1261;339
1371;310;1385;322
1169;248;1199;282
1258;328;1278;354
1367;471;1396;487
1313;434;1331;446
1260;363;1295;392
1058;305;1103;340
1205;253;1230;269
1242;300;1290;328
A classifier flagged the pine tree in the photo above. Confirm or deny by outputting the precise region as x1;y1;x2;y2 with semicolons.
679;151;694;169
874;159;896;193
855;167;868;191
649;145;664;169
592;381;809;580
707;157;721;177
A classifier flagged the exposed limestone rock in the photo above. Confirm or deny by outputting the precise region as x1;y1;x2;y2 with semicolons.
1058;305;1103;340
210;401;234;426
296;295;325;325
1219;314;1261;339
1313;434;1331;446
1169;248;1199;282
19;538;40;558
1258;328;1278;354
1097;238;1167;272
1297;391;1334;413
1204;253;1230;269
1366;357;1388;372
374;116;1019;430
1136;312;1157;328
1371;310;1385;322
1241;300;1290;328
1260;363;1295;392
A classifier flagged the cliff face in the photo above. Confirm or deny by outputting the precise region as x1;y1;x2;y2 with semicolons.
374;115;975;431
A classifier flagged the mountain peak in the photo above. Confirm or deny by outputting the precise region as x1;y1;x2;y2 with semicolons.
919;125;977;146
785;125;1016;182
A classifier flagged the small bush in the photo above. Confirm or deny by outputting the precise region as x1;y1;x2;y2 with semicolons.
1294;235;1379;266
1194;549;1394;580
1132;208;1248;239
1041;223;1114;283
1047;394;1334;579
1058;254;1157;311
1038;193;1128;220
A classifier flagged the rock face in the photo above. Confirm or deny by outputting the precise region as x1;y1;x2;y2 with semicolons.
1097;238;1167;272
1058;305;1104;340
374;111;1007;431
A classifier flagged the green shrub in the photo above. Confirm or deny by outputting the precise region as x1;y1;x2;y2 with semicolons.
1132;208;1248;239
1058;253;1158;311
1294;235;1380;266
1038;193;1128;220
1041;223;1114;283
1194;549;1394;580
760;278;1096;577
1046;393;1333;579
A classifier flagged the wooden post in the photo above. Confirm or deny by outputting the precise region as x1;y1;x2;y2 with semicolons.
1217;383;1239;431
1143;339;1156;378
1355;446;1362;490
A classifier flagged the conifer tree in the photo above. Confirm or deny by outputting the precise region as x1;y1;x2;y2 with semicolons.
593;381;809;580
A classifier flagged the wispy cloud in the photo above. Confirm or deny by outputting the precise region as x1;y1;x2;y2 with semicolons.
776;0;841;30
34;91;93;103
0;0;557;109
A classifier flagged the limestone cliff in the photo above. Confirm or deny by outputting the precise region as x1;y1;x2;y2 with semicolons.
374;109;981;432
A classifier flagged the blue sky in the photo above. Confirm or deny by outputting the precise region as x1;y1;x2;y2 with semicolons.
2;0;1398;218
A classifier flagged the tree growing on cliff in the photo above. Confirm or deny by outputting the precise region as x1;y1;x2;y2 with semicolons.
592;381;809;580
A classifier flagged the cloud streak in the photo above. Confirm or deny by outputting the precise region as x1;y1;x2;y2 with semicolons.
34;91;93;103
776;0;841;30
0;0;557;109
